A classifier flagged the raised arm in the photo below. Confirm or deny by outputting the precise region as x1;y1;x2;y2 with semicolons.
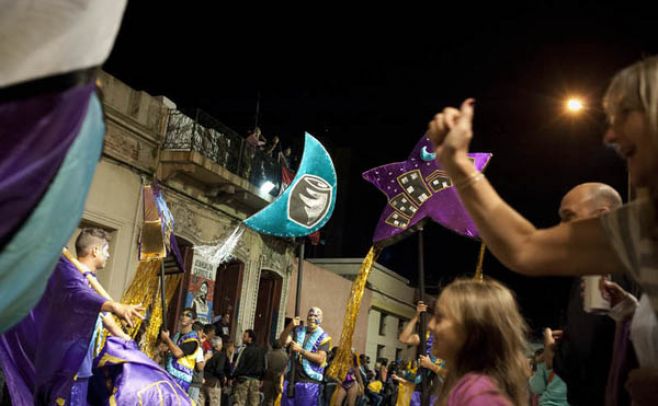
279;317;299;347
399;302;426;346
101;314;131;340
160;329;184;359
427;99;623;276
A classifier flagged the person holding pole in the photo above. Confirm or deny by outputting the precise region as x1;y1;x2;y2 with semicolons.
279;307;331;405
399;301;446;406
70;228;144;404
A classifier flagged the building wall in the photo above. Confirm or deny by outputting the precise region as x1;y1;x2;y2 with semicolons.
309;259;427;366
365;308;414;365
65;159;142;299
285;260;372;354
68;71;295;344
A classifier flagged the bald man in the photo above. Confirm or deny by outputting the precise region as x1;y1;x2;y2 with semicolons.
535;183;632;406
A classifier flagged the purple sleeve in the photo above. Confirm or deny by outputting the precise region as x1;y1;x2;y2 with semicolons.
58;260;107;315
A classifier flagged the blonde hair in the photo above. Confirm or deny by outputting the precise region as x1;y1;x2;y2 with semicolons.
604;56;658;150
437;278;529;406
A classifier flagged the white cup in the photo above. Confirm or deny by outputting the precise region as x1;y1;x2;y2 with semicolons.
583;275;610;314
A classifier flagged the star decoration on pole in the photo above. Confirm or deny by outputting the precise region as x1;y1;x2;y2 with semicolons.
363;135;492;246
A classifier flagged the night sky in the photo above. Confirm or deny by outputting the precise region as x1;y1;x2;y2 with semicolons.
104;5;658;337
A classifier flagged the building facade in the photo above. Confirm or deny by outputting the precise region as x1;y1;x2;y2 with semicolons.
309;259;428;364
66;72;296;347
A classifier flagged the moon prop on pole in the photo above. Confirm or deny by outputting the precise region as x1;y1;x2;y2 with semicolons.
244;132;337;398
244;132;337;238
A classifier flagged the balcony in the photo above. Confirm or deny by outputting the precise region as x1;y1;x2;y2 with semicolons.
158;109;282;211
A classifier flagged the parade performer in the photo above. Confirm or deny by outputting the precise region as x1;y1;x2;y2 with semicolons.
279;307;331;405
398;301;447;406
69;229;142;403
0;228;143;405
160;307;203;392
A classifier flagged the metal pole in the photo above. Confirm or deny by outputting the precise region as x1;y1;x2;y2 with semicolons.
417;228;430;406
295;241;305;316
287;239;305;398
254;91;261;130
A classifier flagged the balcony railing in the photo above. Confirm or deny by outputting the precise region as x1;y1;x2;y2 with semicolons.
162;108;281;194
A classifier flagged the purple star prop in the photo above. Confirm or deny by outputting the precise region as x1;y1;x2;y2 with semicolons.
363;135;492;245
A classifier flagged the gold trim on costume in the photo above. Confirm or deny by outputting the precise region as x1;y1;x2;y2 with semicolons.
97;353;128;368
137;381;182;406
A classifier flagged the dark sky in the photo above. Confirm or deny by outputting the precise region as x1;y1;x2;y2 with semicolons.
104;5;658;336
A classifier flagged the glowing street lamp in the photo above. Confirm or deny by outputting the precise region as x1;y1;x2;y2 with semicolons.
565;97;585;113
260;180;275;194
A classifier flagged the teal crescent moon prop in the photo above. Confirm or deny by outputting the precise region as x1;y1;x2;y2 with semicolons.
243;133;337;238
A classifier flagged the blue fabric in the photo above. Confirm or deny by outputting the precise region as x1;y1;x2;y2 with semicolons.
0;93;105;333
292;327;328;381
244;133;337;237
77;315;103;379
529;363;570;406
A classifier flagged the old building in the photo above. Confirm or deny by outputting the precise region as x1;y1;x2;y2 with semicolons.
66;72;296;347
305;258;428;363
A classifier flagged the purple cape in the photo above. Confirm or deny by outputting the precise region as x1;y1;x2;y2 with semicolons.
0;256;106;405
0;83;95;249
89;337;193;405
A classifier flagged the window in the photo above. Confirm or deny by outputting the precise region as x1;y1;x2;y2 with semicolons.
398;318;407;335
379;313;388;336
377;345;385;360
395;348;403;360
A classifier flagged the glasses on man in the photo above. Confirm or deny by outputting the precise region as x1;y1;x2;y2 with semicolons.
182;312;194;318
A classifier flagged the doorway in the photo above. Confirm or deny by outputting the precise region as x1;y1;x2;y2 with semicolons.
254;269;283;348
213;260;244;342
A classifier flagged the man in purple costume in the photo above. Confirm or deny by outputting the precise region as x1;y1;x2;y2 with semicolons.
0;229;143;405
69;229;143;404
279;307;331;406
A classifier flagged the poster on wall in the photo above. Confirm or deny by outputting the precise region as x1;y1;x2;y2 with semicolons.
186;254;216;323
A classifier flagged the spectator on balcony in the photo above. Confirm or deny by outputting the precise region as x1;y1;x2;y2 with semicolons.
278;146;292;169
264;136;282;158
245;127;266;150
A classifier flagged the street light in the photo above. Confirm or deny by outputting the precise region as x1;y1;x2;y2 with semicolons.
565;97;585;113
260;180;275;194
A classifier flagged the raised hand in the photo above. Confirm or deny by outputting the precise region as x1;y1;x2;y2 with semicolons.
416;301;428;315
427;99;476;169
111;302;145;328
598;276;630;307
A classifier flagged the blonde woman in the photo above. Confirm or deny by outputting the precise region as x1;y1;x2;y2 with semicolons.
427;56;658;405
429;278;529;406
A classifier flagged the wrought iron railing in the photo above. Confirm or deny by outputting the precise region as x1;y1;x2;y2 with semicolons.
163;108;281;195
